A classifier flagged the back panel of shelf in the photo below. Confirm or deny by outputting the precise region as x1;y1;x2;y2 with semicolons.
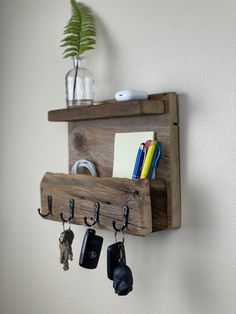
68;92;180;229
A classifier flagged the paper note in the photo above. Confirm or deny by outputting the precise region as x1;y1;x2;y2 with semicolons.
112;131;155;178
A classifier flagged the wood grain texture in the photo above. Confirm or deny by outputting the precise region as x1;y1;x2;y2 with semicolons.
149;179;168;231
48;99;164;122
39;172;167;236
67;92;181;230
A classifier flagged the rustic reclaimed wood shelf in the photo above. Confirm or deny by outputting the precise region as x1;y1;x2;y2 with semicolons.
39;92;181;236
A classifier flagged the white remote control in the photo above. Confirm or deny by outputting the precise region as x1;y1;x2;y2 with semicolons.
115;90;148;101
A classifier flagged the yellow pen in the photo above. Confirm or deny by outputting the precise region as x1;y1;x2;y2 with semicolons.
140;140;157;179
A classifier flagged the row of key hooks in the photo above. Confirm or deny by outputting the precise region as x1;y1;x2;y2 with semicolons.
38;195;134;296
38;195;129;232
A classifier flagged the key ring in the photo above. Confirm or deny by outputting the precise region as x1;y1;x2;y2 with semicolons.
114;229;125;244
62;219;71;231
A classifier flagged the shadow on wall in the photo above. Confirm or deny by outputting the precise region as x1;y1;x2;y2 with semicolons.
175;94;225;312
178;92;221;229
125;95;226;312
94;14;124;98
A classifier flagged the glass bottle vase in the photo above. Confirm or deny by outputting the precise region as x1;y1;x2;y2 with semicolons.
65;56;94;107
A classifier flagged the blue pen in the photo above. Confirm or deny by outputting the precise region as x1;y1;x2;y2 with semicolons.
147;142;161;179
132;143;146;179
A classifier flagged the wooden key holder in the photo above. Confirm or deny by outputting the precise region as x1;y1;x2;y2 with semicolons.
40;173;167;236
38;92;181;236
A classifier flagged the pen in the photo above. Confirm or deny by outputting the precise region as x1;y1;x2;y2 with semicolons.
145;139;152;151
147;142;161;179
140;140;157;179
132;143;146;179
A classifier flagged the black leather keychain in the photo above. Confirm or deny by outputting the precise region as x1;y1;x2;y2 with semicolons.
79;228;103;269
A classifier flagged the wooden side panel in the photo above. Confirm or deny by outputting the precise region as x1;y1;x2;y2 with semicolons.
40;173;167;236
149;180;168;231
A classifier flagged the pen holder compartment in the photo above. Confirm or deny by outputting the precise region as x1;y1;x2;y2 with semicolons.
39;172;167;236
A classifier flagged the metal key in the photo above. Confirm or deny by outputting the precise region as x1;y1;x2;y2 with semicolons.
64;228;74;262
59;228;74;271
118;242;126;264
59;241;70;270
59;230;67;270
64;228;74;245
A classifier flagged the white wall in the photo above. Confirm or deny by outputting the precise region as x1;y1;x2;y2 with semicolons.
0;0;235;313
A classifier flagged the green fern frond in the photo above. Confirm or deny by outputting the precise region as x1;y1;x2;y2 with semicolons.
61;0;96;58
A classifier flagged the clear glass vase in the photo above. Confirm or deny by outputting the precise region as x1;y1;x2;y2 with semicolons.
65;56;94;107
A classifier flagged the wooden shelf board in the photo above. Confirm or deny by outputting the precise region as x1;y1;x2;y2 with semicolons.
48;99;164;122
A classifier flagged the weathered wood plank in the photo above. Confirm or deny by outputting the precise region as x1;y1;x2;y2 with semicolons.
48;99;164;122
40;173;167;236
149;180;168;231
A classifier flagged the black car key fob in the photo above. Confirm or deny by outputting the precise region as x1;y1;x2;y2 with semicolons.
79;228;103;269
107;242;126;280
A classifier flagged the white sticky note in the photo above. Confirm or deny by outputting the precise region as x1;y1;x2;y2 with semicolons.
112;131;155;178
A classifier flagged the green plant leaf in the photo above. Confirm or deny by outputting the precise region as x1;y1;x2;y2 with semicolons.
60;41;78;48
63;47;79;54
61;35;78;43
63;52;78;58
80;38;96;45
61;0;96;58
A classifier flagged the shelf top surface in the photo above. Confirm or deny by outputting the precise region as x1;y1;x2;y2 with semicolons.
48;93;176;122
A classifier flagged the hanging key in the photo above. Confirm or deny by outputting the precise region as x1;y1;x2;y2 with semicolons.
59;227;74;271
64;228;74;261
59;240;70;271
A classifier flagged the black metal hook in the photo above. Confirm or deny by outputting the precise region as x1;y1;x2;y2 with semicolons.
84;202;100;227
112;206;129;232
38;195;52;217
60;199;75;223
